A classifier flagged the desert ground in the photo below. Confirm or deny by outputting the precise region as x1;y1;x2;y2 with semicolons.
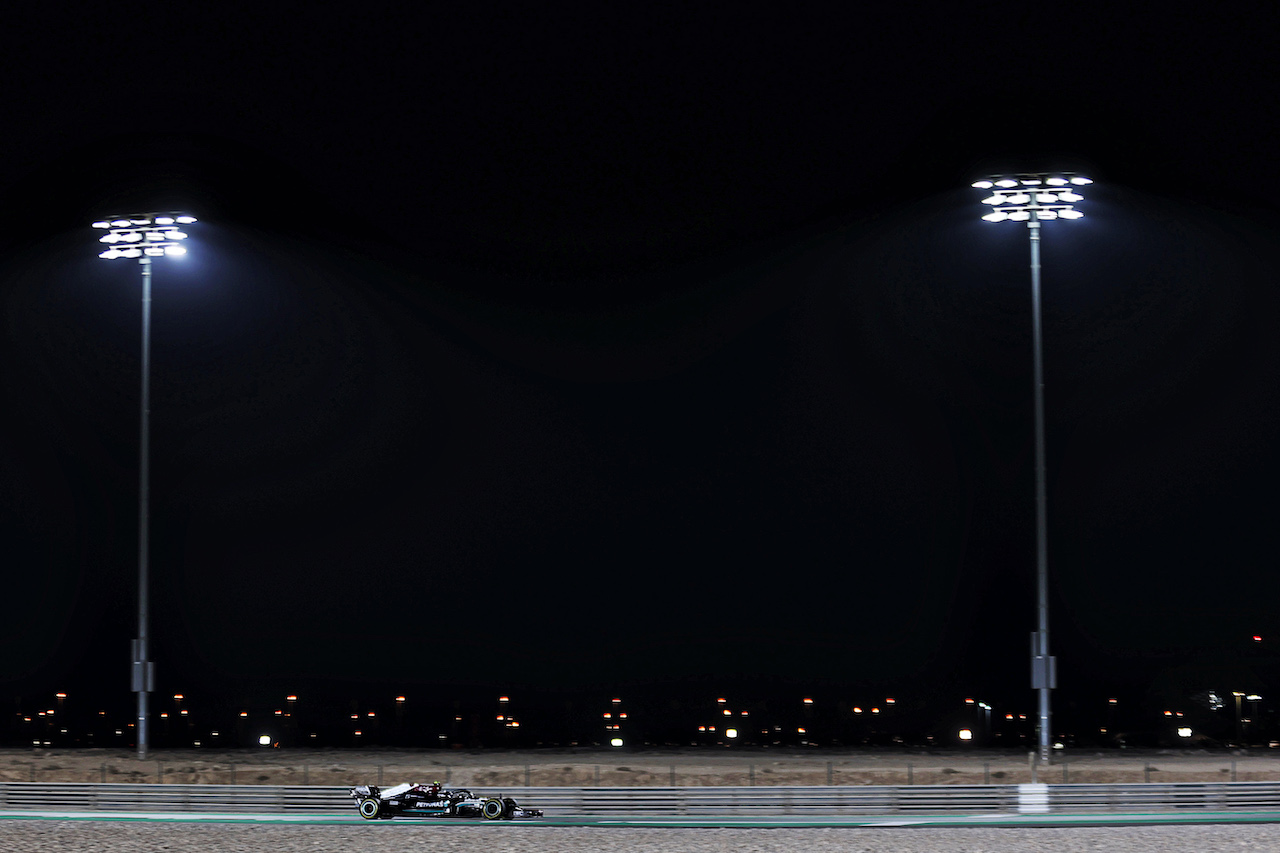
3;747;1279;786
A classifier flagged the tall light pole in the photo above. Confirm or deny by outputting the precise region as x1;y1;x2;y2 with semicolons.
92;213;196;759
971;173;1091;764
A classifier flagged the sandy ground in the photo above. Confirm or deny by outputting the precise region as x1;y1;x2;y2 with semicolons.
3;748;1280;786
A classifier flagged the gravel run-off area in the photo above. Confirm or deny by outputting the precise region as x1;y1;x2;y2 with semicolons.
3;821;1280;853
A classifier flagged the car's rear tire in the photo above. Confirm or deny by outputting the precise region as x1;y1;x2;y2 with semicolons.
481;797;505;820
358;798;381;820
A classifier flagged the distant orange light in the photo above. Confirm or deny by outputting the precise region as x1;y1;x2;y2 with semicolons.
498;696;510;703
240;712;248;717
1255;635;1263;642
886;698;896;704
173;694;184;700
803;698;814;705
55;693;67;699
797;727;806;734
612;698;622;704
395;696;406;703
286;695;298;702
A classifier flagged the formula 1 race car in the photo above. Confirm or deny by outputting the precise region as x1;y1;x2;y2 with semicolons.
349;782;543;820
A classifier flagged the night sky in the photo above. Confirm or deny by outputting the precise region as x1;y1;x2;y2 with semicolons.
2;3;1279;742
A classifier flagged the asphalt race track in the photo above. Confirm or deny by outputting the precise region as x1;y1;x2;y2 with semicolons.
3;813;1280;853
5;809;1280;827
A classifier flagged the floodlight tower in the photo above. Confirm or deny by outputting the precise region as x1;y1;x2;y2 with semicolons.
91;213;196;759
971;173;1092;764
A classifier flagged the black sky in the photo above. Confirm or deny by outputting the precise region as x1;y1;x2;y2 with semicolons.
2;2;1279;733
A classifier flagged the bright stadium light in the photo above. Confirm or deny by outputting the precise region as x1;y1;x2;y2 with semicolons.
94;216;193;261
92;212;196;760
970;172;1089;223
970;172;1092;766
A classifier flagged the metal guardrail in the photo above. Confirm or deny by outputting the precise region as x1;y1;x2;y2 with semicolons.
3;782;1280;816
534;785;1022;815
0;783;347;813
1047;781;1280;813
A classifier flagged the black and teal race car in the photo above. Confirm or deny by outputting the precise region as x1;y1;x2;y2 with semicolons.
349;782;543;820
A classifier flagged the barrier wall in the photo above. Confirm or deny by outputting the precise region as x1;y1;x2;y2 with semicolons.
4;781;1280;816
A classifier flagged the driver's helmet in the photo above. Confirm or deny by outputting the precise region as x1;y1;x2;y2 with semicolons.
428;781;442;797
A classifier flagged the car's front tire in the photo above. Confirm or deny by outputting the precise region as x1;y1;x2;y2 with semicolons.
481;797;505;820
358;798;381;820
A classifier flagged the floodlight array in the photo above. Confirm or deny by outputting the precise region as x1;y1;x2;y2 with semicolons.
92;214;197;259
970;174;1091;222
